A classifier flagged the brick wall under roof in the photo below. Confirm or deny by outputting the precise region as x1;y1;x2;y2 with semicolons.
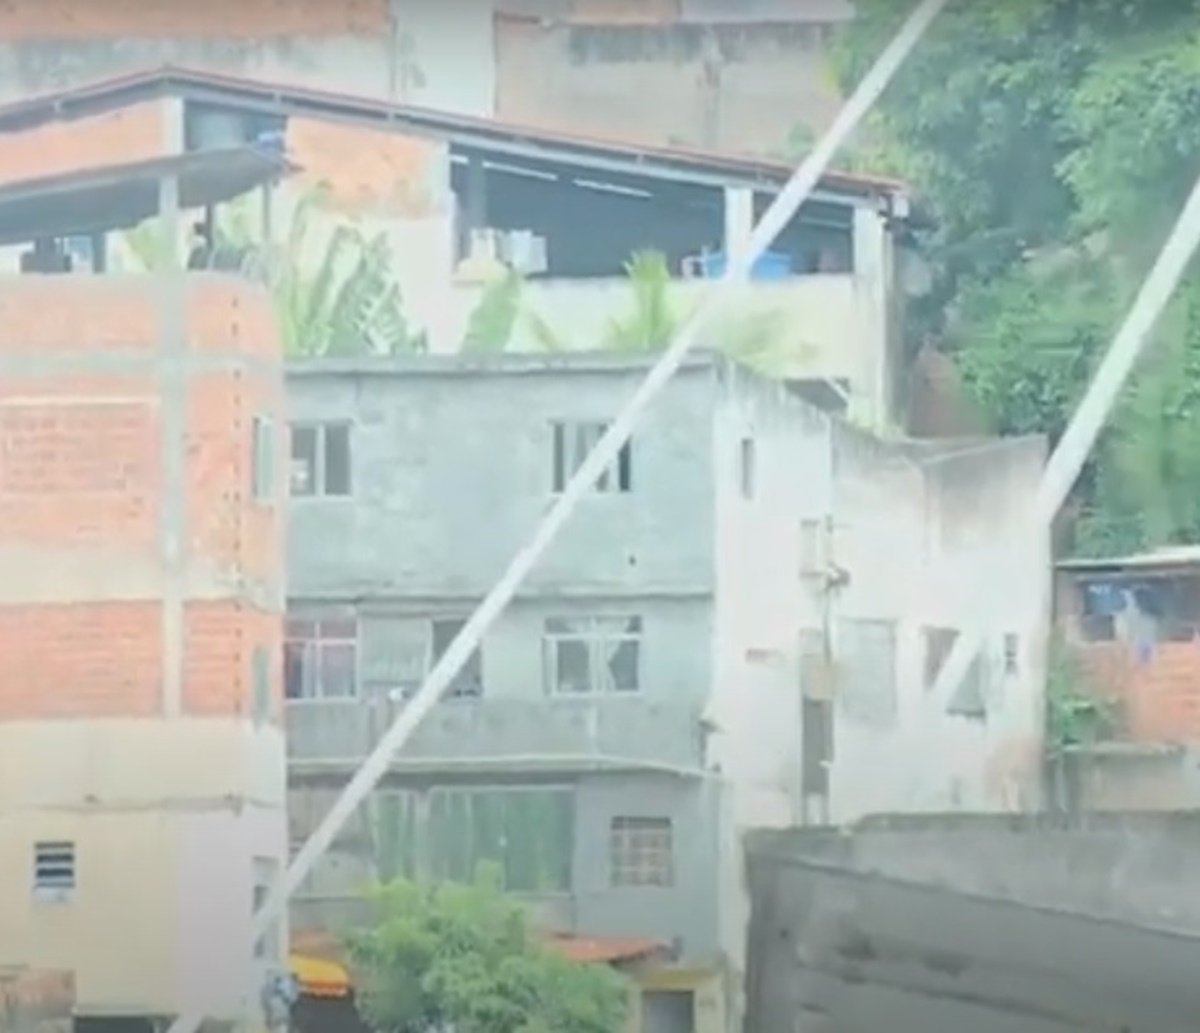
0;274;285;724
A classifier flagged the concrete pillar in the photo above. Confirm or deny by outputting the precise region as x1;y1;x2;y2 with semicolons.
723;186;754;264
157;171;185;718
850;204;894;430
461;155;487;260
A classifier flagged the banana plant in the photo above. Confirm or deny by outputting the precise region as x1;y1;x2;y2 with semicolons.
121;187;424;357
603;248;802;374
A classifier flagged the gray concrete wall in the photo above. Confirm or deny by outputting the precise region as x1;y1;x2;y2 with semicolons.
494;17;842;155
284;356;725;964
0;0;495;115
288;771;722;962
285;357;719;599
286;596;711;771
745;816;1200;1032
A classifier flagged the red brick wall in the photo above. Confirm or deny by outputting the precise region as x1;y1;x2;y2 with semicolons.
0;276;284;723
1080;643;1200;745
0;101;170;192
0;0;389;40
286;117;447;217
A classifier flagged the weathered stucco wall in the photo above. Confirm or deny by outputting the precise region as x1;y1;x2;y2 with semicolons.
494;16;842;154
745;815;1200;1031
0;0;495;115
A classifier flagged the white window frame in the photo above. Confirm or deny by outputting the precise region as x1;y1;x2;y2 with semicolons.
290;421;353;499
371;614;484;703
551;420;632;494
542;615;643;696
251;415;275;504
284;614;359;702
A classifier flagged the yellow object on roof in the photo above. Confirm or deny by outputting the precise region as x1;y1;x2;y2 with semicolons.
289;953;351;999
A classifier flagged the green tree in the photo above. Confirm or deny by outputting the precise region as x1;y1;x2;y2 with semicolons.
346;867;628;1033
832;0;1200;555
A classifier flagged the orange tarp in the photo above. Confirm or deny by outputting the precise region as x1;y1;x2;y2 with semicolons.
289;953;351;999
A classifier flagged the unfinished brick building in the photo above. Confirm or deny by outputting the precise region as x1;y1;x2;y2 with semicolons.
0;95;289;1031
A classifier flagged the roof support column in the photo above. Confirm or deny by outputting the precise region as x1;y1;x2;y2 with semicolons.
157;168;186;719
723;185;754;266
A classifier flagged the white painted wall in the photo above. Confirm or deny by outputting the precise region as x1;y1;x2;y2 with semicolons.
705;363;834;1030
0;719;287;1022
827;431;1050;820
701;365;1049;1031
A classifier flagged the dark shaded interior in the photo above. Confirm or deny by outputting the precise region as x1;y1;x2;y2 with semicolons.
450;148;855;278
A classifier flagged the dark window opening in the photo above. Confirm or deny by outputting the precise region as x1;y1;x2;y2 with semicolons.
551;421;632;493
34;841;75;895
431;617;484;700
739;436;756;499
1078;574;1200;643
290;422;352;498
450;148;855;279
285;616;358;700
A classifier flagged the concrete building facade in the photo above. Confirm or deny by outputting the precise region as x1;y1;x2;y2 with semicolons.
0;68;912;432
283;352;1049;1033
0;0;852;157
0;97;289;1031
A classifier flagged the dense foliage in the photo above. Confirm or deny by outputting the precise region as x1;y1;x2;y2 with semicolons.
832;0;1200;555
345;868;629;1033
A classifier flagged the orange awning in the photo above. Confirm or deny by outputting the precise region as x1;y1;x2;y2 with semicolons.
544;934;665;964
289;953;351;999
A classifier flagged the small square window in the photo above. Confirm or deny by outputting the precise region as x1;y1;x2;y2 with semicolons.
34;841;75;899
610;817;672;887
290;423;352;498
252;857;281;960
1002;633;1020;676
739;437;755;499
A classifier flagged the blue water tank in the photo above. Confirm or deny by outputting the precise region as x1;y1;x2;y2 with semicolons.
698;250;792;281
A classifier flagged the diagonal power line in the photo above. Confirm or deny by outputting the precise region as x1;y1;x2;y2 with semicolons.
925;166;1200;745
164;4;949;1033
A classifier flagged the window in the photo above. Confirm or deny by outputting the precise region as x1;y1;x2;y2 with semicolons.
285;616;357;700
431;617;484;700
290;422;351;498
252;646;271;724
836;618;897;726
1002;633;1020;676
799;519;823;575
551;421;632;493
359;614;484;702
609;817;673;887
33;841;75;899
923;625;988;720
543;616;642;695
252;857;280;960
924;627;959;690
428;787;574;892
739;436;756;499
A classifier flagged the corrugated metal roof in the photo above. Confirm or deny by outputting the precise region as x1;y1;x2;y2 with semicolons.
0;65;906;198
